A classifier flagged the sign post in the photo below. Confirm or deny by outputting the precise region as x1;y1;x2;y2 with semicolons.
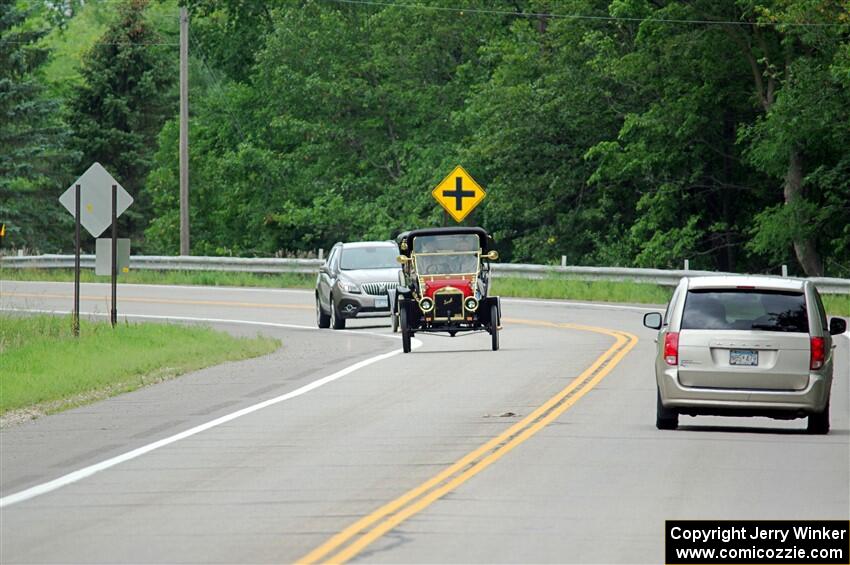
74;184;81;337
0;223;5;298
431;166;486;223
111;185;118;327
59;163;133;334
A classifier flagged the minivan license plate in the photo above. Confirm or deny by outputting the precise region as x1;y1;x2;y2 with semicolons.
730;349;758;366
374;296;388;309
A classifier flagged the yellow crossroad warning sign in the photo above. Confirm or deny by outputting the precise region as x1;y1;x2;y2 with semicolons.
431;165;486;223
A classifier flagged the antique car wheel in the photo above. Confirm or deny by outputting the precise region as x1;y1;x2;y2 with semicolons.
490;303;500;351
330;296;346;330
400;304;412;353
316;295;330;329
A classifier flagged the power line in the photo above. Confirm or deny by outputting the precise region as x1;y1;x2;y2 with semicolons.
323;0;850;28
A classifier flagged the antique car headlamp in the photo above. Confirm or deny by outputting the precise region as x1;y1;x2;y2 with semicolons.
464;297;479;311
337;279;361;294
419;297;435;312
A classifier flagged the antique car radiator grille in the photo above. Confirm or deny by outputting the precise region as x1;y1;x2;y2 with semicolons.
434;292;462;319
361;282;398;296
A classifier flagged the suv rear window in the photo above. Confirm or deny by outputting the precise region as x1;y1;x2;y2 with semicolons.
681;289;808;333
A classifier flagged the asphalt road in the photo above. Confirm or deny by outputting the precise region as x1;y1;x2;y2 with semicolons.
1;280;847;564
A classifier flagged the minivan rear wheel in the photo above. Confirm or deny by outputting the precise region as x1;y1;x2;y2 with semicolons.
656;388;678;430
807;401;830;435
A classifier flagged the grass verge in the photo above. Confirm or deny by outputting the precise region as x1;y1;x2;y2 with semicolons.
491;276;673;306
2;268;847;316
0;314;279;422
0;268;314;289
492;277;849;316
823;295;850;318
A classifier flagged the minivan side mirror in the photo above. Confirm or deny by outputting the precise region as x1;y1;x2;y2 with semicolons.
643;312;663;330
829;317;847;336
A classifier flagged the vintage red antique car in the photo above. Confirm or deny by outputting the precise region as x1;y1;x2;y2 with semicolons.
391;227;501;353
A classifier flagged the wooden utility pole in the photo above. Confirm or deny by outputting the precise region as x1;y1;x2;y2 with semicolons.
179;6;190;255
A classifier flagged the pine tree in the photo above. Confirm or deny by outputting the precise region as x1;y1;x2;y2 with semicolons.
67;0;175;244
0;0;77;251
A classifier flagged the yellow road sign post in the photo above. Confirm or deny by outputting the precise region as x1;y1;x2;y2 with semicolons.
431;165;486;223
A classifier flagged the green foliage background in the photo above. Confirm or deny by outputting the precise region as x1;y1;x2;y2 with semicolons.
3;0;849;277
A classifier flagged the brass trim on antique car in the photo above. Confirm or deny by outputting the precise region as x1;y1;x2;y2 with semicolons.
394;226;501;352
432;286;466;321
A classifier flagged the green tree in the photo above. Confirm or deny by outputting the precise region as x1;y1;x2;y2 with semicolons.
736;0;850;276
460;0;628;264
585;0;849;275
144;0;849;275
0;0;77;251
582;1;772;271
184;0;278;83
147;0;510;255
67;0;176;246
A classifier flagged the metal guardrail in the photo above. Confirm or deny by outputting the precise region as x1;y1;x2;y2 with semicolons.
492;263;850;295
2;254;849;294
0;254;322;274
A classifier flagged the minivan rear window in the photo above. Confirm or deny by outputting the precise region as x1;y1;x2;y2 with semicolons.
681;289;808;333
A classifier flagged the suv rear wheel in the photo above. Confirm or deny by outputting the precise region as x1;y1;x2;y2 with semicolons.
807;401;830;434
656;388;678;430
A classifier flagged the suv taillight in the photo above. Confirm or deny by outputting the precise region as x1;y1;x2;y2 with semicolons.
810;336;825;370
664;332;679;366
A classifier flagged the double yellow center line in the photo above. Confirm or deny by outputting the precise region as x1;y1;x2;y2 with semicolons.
5;290;639;562
298;319;638;564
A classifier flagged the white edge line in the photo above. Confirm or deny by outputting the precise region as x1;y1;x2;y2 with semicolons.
0;308;421;508
0;279;313;295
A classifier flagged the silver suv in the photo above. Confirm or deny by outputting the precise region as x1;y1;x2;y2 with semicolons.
643;275;846;434
316;241;401;330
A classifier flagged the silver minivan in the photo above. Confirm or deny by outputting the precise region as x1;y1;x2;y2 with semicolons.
643;276;846;434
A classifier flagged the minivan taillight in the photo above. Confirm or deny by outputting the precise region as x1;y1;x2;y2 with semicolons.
810;337;825;370
664;332;679;366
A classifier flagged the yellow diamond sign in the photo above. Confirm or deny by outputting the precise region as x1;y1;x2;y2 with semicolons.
432;165;486;223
